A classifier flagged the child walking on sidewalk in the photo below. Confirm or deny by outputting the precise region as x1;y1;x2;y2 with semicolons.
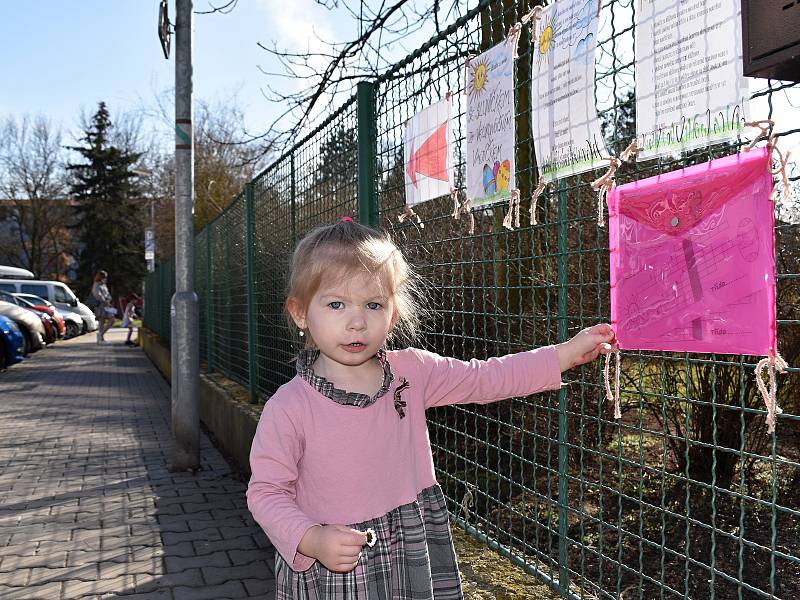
247;218;616;599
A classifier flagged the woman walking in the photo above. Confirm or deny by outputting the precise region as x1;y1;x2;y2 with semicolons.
91;270;114;344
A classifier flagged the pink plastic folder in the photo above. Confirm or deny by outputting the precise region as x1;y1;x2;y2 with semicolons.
607;148;776;355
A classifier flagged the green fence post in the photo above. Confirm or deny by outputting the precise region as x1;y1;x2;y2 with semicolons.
290;152;297;246
206;224;214;373
245;183;258;403
556;179;570;593
356;81;378;227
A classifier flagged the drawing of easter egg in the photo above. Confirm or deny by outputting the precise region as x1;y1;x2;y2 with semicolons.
496;159;511;192
482;163;497;194
493;161;500;179
736;217;759;262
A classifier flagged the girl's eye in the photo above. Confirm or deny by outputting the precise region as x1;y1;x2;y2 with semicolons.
366;302;382;310
328;301;343;310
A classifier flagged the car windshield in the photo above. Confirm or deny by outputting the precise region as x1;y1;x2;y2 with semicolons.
13;295;36;308
0;291;19;305
54;285;77;304
18;293;51;307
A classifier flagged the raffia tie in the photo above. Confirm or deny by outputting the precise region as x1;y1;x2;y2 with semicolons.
619;139;638;162
590;157;620;227
744;120;791;204
744;119;773;150
769;135;791;204
522;5;544;24
502;189;521;230
507;22;524;59
603;349;621;419
460;486;475;521
397;205;424;229
451;188;475;234
507;6;543;59
755;351;788;434
530;179;547;225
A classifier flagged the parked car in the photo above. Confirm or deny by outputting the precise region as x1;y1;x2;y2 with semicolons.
0;314;24;369
13;293;82;339
0;291;62;342
0;300;45;354
11;293;67;338
0;279;98;333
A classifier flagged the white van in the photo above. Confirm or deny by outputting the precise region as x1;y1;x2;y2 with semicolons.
0;279;98;332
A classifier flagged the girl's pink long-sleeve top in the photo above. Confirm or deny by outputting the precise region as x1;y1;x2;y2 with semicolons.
246;346;562;571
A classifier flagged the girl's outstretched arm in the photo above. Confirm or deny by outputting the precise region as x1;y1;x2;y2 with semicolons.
555;323;616;372
414;323;615;409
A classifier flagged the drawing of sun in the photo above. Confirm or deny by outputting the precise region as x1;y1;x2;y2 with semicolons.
536;16;556;67
468;59;489;96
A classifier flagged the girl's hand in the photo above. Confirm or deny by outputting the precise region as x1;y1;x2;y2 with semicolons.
299;524;368;573
556;324;616;372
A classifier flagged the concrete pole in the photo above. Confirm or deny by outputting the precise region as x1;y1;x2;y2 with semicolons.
172;0;200;471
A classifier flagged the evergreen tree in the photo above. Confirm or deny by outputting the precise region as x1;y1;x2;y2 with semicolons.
68;102;145;300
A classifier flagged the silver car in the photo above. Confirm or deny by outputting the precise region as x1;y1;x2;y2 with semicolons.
0;300;46;354
14;293;85;339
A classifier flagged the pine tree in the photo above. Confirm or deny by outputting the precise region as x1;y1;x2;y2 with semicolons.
68;102;145;300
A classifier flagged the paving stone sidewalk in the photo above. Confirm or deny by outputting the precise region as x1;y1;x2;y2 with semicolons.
0;328;275;600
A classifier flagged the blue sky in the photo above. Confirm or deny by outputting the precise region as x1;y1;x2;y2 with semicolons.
0;1;360;143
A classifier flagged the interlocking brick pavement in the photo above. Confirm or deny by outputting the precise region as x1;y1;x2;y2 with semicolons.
0;328;275;599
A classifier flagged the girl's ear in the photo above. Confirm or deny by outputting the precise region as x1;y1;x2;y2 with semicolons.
286;297;307;330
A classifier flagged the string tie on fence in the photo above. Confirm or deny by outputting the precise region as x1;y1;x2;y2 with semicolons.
744;121;791;205
507;22;523;59
590;157;620;227
507;6;543;59
451;187;475;234
397;205;424;229
769;135;791;204
755;351;788;435
502;189;521;230
619;139;638;162
460;486;474;521
529;179;548;225
590;140;637;227
603;348;621;419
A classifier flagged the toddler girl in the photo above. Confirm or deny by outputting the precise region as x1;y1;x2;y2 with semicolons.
247;218;615;599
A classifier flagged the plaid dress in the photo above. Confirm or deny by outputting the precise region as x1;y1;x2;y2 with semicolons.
275;351;463;600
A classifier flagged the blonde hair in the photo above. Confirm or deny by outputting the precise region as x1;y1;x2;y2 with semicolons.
285;219;424;344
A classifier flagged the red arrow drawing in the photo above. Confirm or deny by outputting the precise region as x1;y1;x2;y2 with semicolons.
406;122;448;188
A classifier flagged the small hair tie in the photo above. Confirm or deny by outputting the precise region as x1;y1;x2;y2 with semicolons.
340;216;354;222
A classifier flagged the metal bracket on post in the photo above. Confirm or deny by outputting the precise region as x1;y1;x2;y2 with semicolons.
356;81;379;228
245;183;258;403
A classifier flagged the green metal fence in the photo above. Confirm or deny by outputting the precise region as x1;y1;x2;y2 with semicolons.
145;1;799;597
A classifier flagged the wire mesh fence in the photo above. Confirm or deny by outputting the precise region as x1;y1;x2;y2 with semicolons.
144;1;799;597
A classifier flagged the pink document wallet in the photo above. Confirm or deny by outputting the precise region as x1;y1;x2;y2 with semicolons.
607;148;776;355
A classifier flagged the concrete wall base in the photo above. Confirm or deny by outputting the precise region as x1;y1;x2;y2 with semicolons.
139;327;261;476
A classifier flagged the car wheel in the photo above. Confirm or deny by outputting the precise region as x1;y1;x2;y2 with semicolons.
0;342;7;371
66;322;80;339
21;328;31;356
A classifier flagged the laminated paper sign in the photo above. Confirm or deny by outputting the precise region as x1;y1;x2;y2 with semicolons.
532;0;608;181
404;99;454;206
607;147;776;355
635;0;749;159
466;41;515;207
